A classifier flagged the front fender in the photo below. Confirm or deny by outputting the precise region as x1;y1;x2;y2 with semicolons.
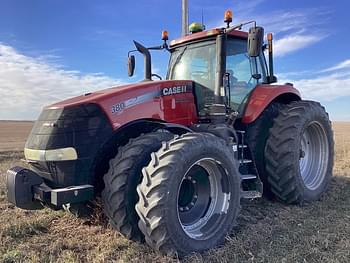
242;84;301;124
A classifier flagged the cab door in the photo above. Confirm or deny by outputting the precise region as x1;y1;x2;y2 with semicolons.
225;38;266;113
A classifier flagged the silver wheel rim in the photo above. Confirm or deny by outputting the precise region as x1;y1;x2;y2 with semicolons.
299;121;329;190
177;158;231;240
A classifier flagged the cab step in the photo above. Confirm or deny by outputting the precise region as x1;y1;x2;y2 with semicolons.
241;174;257;180
241;190;262;199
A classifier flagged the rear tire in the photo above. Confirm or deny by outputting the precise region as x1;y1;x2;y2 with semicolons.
265;101;334;203
246;102;283;196
135;133;241;256
102;132;174;241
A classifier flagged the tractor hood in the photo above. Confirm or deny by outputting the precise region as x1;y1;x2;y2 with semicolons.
48;80;192;109
46;79;197;129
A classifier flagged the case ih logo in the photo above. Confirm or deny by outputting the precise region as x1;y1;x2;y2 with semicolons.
162;85;188;96
111;85;192;114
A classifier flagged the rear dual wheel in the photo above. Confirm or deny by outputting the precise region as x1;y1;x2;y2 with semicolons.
246;102;282;197
135;133;241;256
265;100;334;203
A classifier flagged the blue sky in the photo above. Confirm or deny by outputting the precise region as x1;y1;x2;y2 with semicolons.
0;0;349;120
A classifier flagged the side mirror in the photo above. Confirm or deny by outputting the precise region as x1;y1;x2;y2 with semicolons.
127;55;135;77
247;26;264;57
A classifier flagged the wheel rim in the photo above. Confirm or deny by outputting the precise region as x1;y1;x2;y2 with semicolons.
177;158;231;240
299;121;329;190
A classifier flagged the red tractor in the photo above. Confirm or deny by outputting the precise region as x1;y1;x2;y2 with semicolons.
7;10;333;256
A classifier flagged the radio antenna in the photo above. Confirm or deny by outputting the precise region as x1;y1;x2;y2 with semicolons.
182;0;189;36
201;8;205;30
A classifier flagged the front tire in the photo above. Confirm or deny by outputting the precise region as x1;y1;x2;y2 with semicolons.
102;132;174;241
135;133;241;256
265;101;334;203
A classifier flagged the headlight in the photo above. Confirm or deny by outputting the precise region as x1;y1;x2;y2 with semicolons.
24;147;78;161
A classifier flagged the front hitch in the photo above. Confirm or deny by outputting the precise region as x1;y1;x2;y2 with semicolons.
6;166;94;210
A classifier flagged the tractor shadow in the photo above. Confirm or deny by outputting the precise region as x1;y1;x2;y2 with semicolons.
233;174;350;234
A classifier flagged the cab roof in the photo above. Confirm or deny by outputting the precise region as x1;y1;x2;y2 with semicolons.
169;28;248;48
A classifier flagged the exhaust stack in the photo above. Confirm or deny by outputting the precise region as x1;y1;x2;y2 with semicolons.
133;41;152;81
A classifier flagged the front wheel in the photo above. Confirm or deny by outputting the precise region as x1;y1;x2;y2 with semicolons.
265;100;334;203
102;132;174;241
135;133;241;256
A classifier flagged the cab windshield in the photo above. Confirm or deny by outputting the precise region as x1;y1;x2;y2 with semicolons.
167;40;216;91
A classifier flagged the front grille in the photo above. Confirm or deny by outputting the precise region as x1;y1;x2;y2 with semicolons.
25;103;113;187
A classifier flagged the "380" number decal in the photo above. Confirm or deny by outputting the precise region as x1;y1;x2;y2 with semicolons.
111;102;125;113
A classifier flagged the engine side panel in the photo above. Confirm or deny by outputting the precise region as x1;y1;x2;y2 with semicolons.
242;84;301;124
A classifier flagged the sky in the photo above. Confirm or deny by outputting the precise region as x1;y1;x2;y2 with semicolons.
0;0;349;120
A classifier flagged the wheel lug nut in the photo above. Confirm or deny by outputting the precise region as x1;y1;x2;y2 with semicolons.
194;195;198;199
185;206;189;211
187;176;192;180
190;202;195;206
192;180;196;184
179;207;184;211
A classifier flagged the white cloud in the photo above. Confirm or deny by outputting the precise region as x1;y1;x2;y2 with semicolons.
235;0;266;15
256;9;330;35
278;60;350;101
273;34;323;57
321;59;350;72
286;74;350;101
0;44;124;120
209;3;329;57
255;8;329;57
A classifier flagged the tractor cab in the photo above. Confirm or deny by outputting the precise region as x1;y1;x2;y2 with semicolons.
167;26;268;116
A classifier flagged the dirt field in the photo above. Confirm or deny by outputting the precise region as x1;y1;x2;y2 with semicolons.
0;121;33;151
0;121;349;262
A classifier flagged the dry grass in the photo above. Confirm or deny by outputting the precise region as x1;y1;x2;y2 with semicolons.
0;121;349;263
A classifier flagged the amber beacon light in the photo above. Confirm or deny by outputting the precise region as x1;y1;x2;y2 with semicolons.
224;9;233;27
162;30;169;41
